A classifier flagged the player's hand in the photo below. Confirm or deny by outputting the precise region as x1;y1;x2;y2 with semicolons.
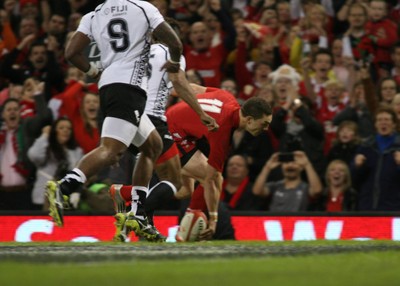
161;60;180;73
201;113;219;131
199;221;216;241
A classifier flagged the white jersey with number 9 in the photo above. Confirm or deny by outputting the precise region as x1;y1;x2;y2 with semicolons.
77;0;164;89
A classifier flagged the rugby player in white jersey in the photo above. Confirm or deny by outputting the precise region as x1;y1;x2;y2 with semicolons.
45;0;215;241
108;18;218;242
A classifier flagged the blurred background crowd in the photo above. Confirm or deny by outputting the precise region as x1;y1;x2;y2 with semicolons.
0;0;399;214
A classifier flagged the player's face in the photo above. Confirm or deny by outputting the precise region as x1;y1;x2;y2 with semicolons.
245;114;272;136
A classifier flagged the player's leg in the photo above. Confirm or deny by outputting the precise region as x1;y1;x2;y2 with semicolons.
144;139;182;225
47;84;143;227
143;149;208;217
175;150;208;199
123;114;166;241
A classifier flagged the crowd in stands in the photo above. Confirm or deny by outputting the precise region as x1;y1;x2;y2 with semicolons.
0;0;400;213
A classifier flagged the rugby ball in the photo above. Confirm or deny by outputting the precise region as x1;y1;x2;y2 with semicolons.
175;209;208;242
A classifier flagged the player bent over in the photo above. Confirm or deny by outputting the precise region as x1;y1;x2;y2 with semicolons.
110;85;273;240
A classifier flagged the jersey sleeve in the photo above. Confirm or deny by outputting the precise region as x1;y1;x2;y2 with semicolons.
76;12;94;40
147;3;165;31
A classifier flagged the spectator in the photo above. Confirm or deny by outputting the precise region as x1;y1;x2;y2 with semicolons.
352;106;400;211
269;64;326;178
8;16;39;65
0;81;23;105
316;79;346;154
19;77;44;119
365;0;398;79
269;64;301;106
314;159;357;211
377;77;398;105
66;12;82;33
2;0;20;34
0;83;50;210
0;40;65;100
220;154;265;211
327;120;361;165
236;60;273;101
28;117;83;210
0;98;32;210
17;16;38;42
391;42;400;86
331;38;351;88
299;3;333;44
333;79;375;140
341;3;373;64
184;0;236;87
19;0;41;21
0;8;18;58
49;80;100;154
230;122;276;182
255;83;277;109
253;151;322;212
39;13;68;65
276;0;292;29
392;93;400;124
300;49;335;108
220;78;240;103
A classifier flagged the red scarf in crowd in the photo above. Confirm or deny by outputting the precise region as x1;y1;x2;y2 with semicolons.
220;176;250;209
0;124;29;182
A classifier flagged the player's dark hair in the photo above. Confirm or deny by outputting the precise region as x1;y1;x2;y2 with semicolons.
241;97;272;119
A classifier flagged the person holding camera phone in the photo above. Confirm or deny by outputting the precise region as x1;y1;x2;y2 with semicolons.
252;151;322;212
268;64;326;179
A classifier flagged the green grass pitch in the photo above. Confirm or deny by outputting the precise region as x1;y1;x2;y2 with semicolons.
1;240;400;286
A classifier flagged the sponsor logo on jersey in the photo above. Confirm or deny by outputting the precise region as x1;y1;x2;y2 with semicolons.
111;5;127;13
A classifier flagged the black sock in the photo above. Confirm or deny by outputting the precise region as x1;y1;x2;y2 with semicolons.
145;181;176;223
59;170;84;196
136;189;147;218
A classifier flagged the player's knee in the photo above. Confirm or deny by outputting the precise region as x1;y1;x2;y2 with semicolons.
98;144;125;165
141;131;163;160
170;176;182;190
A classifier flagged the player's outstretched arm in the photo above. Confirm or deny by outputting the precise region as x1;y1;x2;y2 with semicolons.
169;71;218;131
